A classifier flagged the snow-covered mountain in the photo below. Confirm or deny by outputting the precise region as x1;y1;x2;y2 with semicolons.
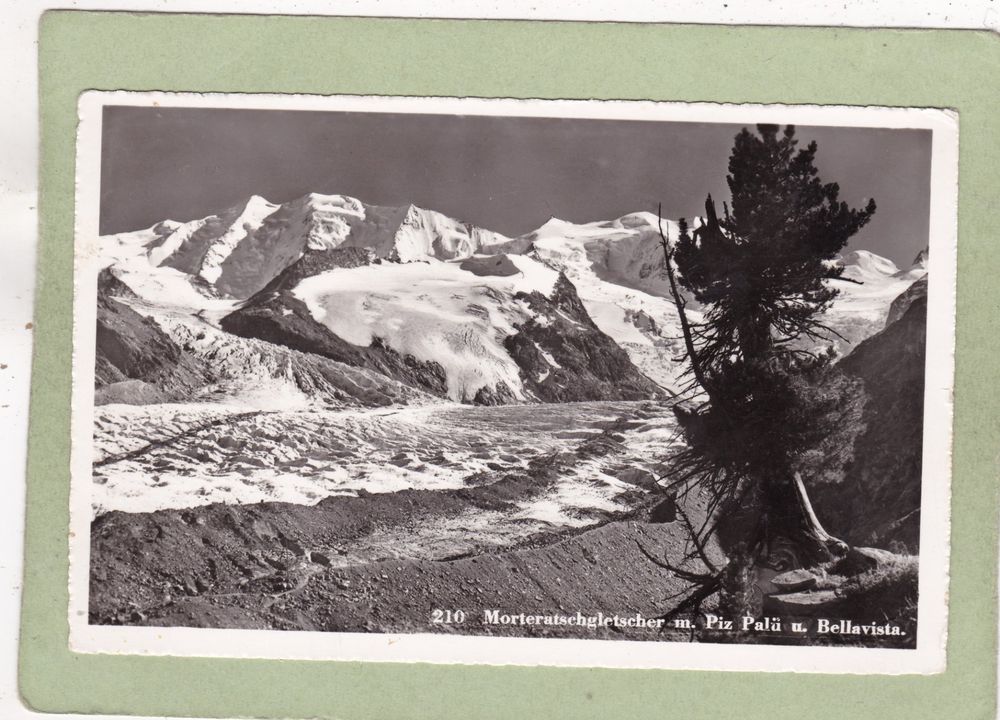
291;253;560;401
499;213;690;389
822;249;929;353
220;247;664;404
104;193;513;302
96;193;926;406
511;212;677;296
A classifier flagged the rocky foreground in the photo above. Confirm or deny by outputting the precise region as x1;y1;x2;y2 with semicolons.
90;439;718;641
90;481;915;648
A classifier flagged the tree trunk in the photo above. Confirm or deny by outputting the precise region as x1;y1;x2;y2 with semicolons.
757;471;847;571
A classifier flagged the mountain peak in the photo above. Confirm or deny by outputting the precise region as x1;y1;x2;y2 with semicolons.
151;219;182;235
615;211;661;229
294;192;365;215
534;216;574;233
219;194;277;220
245;193;274;208
840;250;899;277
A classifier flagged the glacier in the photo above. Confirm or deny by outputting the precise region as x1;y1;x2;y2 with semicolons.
90;191;927;520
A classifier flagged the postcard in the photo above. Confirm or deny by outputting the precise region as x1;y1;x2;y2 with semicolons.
68;91;957;674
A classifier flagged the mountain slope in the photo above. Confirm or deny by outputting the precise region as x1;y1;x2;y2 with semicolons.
116;193;514;301
811;289;927;550
221;247;663;404
95;264;433;409
97;194;924;404
503;273;669;402
504;214;692;390
513;213;677;297
885;274;927;327
220;250;452;400
155;195;280;287
94;269;210;405
821;250;927;354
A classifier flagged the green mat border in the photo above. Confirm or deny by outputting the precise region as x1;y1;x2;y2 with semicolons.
21;11;1000;719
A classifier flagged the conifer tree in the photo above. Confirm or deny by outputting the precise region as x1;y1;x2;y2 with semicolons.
654;124;875;608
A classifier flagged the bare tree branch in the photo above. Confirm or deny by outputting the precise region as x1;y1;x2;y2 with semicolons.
657;205;712;397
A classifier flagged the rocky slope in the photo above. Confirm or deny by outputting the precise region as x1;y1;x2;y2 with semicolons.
821;249;928;355
504;274;666;402
94;269;209;405
91;515;715;640
510;214;692;390
885;273;927;327
811;289;928;550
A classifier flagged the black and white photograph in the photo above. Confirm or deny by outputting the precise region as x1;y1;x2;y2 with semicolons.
69;94;956;672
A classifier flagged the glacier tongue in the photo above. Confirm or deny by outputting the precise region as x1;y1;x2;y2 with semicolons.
291;255;561;402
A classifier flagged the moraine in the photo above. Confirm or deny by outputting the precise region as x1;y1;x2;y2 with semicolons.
92;399;681;561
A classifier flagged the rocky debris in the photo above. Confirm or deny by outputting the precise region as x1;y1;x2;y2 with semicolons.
616;468;659;491
93;378;173;405
764;589;839;616
90;450;576;620
472;381;519;406
91;511;719;641
90;405;710;633
758;545;915;647
771;569;818;593
308;551;332;568
648;497;678;524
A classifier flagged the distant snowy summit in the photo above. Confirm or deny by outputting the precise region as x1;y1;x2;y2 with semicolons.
98;194;928;401
839;248;928;282
108;193;513;300
840;249;901;279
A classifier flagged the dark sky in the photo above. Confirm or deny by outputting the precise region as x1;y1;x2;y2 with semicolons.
100;106;932;268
